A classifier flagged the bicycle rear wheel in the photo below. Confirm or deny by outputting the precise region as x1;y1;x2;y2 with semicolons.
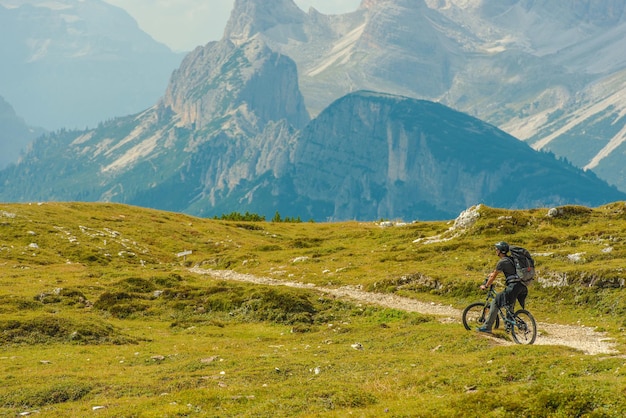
462;302;500;330
511;309;537;344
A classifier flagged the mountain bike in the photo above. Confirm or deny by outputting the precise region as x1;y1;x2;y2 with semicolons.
462;284;537;345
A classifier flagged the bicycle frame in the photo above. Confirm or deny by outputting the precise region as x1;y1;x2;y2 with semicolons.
462;284;537;344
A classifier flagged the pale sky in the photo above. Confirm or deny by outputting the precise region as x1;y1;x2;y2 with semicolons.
103;0;362;52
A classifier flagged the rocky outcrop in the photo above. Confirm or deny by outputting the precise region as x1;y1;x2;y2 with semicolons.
281;91;625;220
224;0;307;43
220;91;625;221
161;38;309;134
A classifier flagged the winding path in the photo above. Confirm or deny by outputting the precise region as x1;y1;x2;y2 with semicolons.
190;267;619;355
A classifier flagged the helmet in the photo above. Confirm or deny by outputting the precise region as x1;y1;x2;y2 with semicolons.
495;241;509;253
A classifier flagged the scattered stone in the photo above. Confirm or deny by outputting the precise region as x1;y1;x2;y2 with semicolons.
568;252;585;263
547;207;562;218
414;205;481;244
151;355;165;361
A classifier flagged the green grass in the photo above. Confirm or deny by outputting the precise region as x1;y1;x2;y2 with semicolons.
0;201;625;416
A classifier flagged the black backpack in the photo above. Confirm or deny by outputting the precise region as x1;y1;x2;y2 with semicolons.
509;246;535;286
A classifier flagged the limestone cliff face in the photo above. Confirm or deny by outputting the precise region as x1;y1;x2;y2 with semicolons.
224;0;307;43
161;38;309;134
279;91;625;220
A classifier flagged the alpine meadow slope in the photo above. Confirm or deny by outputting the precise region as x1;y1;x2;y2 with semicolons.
0;201;625;416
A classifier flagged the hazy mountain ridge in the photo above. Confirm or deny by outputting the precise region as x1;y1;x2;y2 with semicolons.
0;95;44;169
0;0;184;130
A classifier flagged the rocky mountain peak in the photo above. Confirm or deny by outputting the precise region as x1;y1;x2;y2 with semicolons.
161;37;309;134
359;0;382;9
224;0;307;44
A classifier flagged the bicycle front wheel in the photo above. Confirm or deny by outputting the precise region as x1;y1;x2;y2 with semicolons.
462;302;499;331
511;309;537;345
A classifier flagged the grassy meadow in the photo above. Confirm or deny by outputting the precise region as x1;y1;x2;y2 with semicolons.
0;201;625;417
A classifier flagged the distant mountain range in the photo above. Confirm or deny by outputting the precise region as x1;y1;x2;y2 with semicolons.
0;0;625;220
0;95;44;169
0;0;184;130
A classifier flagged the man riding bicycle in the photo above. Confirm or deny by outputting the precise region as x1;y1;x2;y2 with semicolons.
476;241;528;334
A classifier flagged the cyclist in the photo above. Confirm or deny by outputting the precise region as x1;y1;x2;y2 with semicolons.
476;241;528;333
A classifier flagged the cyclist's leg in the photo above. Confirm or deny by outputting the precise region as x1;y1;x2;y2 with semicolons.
501;283;525;318
481;298;498;330
481;291;506;331
516;284;528;309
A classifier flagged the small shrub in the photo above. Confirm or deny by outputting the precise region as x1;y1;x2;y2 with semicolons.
290;238;323;248
94;292;150;318
539;236;560;245
94;292;133;310
77;249;110;265
108;302;150;319
310;388;377;410
119;277;155;293
240;288;316;324
255;244;282;252
153;273;184;287
235;222;264;231
0;316;132;345
59;288;89;306
1;382;92;408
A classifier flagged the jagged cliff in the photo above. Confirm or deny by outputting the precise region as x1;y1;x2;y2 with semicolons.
220;91;624;221
161;37;309;132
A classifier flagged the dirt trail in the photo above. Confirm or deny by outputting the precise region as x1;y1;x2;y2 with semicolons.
190;267;619;356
